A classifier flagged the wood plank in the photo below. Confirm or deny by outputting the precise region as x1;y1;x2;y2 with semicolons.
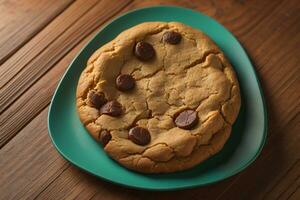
214;114;300;200
0;0;132;113
0;108;70;200
0;0;133;147
0;0;74;64
288;187;300;200
240;0;300;131
35;163;235;200
0;0;100;146
278;164;300;200
0;32;93;147
0;0;98;89
235;0;300;135
263;160;300;200
211;3;300;196
0;26;100;199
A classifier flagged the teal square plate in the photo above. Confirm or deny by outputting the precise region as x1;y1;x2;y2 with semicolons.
48;6;267;190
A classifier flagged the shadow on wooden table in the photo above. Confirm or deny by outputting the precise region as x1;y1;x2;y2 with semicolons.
68;165;235;200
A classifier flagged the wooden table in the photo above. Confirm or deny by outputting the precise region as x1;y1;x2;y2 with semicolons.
0;0;299;199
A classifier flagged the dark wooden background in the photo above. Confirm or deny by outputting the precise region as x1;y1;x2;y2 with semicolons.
0;0;299;199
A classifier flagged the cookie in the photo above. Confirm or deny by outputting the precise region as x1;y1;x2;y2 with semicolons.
76;22;241;173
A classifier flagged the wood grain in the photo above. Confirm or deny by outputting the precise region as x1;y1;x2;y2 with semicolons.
0;0;100;146
0;0;133;147
0;108;70;200
288;187;300;200
264;160;300;200
215;115;300;200
0;107;235;200
0;0;299;199
0;0;98;89
0;27;100;199
0;29;96;148
0;0;74;64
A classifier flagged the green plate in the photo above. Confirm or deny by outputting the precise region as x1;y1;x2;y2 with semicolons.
48;6;267;190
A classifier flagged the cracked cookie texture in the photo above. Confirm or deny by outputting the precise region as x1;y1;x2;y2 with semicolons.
76;22;241;173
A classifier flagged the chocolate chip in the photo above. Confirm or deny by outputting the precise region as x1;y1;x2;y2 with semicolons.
128;126;151;145
162;31;182;44
134;41;155;61
99;130;111;147
174;109;198;130
116;74;135;91
100;101;123;116
88;91;107;109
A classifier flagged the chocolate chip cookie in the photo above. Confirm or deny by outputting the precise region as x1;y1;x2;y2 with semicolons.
76;22;241;173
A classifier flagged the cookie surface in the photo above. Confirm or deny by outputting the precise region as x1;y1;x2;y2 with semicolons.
76;22;241;173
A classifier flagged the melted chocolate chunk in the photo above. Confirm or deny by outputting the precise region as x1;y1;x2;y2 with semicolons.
88;91;107;109
174;109;198;130
162;31;182;44
100;101;123;117
128;126;151;145
100;130;111;147
134;41;155;61
116;74;135;91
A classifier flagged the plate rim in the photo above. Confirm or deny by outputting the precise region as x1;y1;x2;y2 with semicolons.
48;5;268;190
